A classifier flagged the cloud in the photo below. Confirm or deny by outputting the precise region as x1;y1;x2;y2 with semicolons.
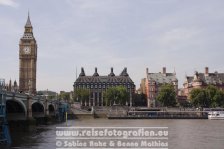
0;0;18;7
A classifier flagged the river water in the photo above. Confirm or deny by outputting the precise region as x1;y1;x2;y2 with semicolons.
2;119;224;149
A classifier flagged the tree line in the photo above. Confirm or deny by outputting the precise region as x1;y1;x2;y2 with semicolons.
74;86;129;106
56;84;224;108
190;85;224;108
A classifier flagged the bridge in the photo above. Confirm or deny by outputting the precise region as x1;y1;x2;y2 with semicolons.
4;91;58;121
0;80;69;144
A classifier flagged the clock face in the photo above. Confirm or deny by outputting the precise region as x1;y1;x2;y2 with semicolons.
23;46;31;54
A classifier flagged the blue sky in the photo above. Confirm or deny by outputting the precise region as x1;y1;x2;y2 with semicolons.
0;0;224;92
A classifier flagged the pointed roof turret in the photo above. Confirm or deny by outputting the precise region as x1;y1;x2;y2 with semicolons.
21;12;35;40
8;79;12;91
79;67;86;77
120;67;129;77
108;67;115;76
14;80;18;87
93;67;99;77
25;12;32;28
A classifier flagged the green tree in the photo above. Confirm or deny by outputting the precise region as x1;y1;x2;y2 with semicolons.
190;86;224;108
48;95;55;100
59;92;70;101
212;90;224;107
104;86;129;106
75;89;90;105
205;85;217;107
133;93;147;106
190;88;202;107
190;88;210;108
156;84;176;107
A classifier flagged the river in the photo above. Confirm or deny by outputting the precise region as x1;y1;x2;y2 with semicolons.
1;119;224;149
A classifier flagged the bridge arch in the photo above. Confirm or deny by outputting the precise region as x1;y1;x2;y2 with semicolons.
48;104;55;116
6;99;27;120
32;102;45;117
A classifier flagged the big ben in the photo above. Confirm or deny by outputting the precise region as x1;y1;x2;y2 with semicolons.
19;14;37;94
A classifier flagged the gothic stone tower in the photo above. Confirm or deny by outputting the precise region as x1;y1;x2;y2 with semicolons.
19;14;37;94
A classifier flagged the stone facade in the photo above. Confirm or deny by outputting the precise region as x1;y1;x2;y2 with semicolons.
183;67;224;98
73;67;135;106
145;67;178;107
19;14;37;94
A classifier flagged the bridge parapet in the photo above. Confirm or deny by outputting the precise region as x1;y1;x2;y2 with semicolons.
0;90;70;122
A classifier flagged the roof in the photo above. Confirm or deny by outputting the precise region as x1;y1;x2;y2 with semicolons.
25;13;32;28
186;72;224;85
75;76;134;84
21;13;35;40
75;67;135;84
147;72;177;84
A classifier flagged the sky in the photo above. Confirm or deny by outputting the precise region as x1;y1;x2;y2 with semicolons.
0;0;224;92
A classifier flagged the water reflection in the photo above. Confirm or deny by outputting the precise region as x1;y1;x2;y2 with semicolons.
1;119;224;149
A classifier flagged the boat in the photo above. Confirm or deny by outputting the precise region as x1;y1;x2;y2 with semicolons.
208;111;224;120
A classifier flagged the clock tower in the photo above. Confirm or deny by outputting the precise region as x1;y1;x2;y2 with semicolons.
19;13;37;94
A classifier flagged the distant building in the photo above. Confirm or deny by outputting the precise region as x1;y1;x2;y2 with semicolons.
37;90;57;99
4;79;19;92
19;14;37;94
183;67;224;98
73;67;135;106
145;67;178;107
0;78;5;90
139;78;146;94
59;91;74;101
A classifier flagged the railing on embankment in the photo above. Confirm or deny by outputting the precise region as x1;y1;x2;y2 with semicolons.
108;111;208;119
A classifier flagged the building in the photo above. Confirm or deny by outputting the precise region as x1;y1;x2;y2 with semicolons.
145;67;178;107
73;67;135;106
5;79;19;92
37;90;58;99
183;67;224;98
19;13;37;94
139;78;146;94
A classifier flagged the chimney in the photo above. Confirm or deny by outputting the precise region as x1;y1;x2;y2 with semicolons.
205;67;209;76
146;68;149;74
163;67;166;75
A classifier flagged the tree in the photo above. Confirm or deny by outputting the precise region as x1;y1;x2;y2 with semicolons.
75;89;90;105
133;93;147;106
59;92;70;101
190;86;224;108
212;90;224;107
190;88;208;107
156;84;176;107
190;88;214;108
205;85;217;107
104;86;129;106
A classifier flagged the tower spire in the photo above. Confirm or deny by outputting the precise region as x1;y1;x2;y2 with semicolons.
25;11;32;28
